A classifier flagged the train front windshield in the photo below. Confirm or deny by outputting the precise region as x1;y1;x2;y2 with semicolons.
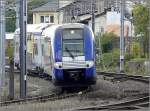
63;29;84;58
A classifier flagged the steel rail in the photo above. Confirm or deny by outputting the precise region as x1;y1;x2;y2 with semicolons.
74;96;149;110
0;93;56;106
97;71;149;83
70;72;149;111
0;89;89;107
5;68;52;81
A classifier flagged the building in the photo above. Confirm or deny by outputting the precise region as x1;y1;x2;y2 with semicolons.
59;0;110;23
32;0;59;24
32;0;74;24
78;12;107;35
58;0;111;34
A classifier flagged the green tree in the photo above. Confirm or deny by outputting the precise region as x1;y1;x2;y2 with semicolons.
6;9;16;32
6;0;49;32
132;4;149;57
97;32;116;53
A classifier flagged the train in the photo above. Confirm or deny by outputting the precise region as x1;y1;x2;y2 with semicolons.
14;23;96;87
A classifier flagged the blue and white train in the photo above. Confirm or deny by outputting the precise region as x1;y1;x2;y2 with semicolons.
14;23;96;87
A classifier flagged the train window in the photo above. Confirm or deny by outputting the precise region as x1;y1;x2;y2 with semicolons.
33;43;38;55
41;44;44;56
63;29;83;39
16;42;19;53
63;29;84;57
27;33;31;40
44;39;51;56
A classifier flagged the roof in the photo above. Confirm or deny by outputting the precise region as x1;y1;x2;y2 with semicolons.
15;23;54;34
32;1;59;12
58;1;78;10
78;11;106;23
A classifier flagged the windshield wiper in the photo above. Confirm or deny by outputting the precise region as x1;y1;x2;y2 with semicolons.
65;47;74;59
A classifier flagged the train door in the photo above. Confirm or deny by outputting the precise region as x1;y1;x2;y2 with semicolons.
32;34;41;69
26;33;33;70
14;33;20;68
42;37;52;74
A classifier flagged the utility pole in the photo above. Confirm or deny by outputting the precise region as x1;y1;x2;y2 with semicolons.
148;0;150;75
20;0;27;98
0;0;5;98
120;0;125;73
91;0;95;33
58;0;60;24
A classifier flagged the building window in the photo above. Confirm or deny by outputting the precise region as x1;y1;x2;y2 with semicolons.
50;16;54;23
45;16;49;23
101;27;104;33
40;16;44;23
40;15;54;23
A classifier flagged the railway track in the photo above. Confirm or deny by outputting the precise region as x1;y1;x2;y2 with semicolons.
71;72;149;111
97;71;149;83
4;68;149;109
0;88;89;107
5;68;52;81
73;96;149;110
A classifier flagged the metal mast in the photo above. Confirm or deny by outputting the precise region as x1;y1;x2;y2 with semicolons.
0;0;5;97
91;0;95;32
148;0;150;75
120;0;125;72
19;0;27;98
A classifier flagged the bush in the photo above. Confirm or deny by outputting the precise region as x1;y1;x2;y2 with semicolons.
131;42;142;58
95;32;117;53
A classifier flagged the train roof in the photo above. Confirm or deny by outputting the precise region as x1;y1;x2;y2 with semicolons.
14;23;54;34
5;33;14;40
59;23;85;28
42;23;87;38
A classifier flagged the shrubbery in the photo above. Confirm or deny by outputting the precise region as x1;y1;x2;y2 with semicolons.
96;32;116;53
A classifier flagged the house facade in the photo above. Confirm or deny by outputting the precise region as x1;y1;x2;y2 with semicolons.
32;0;73;24
32;1;59;24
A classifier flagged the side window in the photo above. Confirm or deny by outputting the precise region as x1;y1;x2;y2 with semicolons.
33;43;38;55
41;44;44;56
16;42;19;53
44;38;51;56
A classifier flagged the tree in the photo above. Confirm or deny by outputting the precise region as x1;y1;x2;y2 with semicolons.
6;9;16;32
6;0;49;32
132;4;149;58
97;32;116;53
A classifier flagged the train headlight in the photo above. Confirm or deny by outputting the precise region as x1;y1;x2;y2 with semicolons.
54;62;62;69
86;61;94;68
